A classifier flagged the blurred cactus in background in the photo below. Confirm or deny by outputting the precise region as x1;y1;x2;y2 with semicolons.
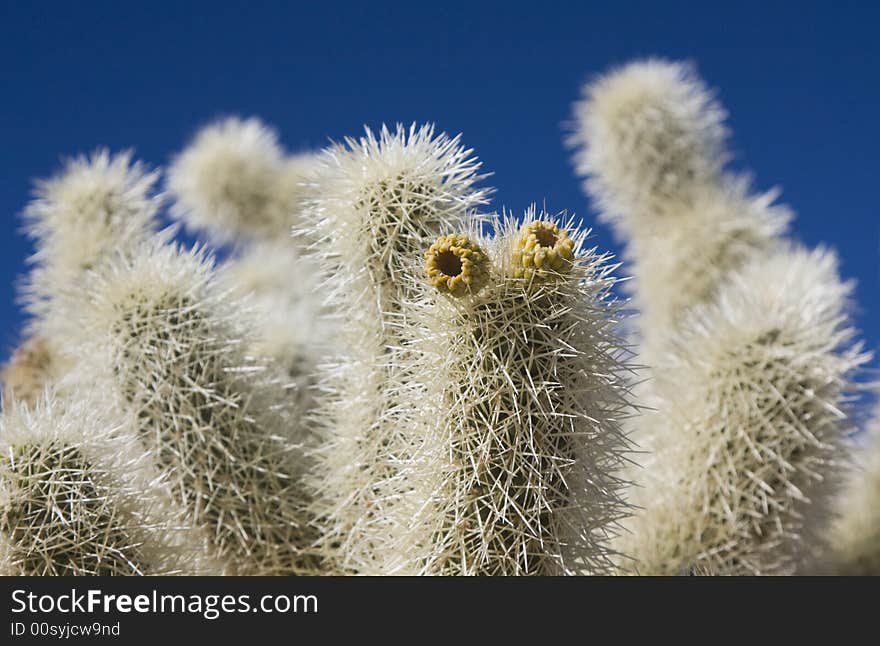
2;150;165;407
570;59;868;575
569;60;792;362
830;402;880;574
1;337;57;406
167;117;327;394
0;58;875;576
613;247;864;574
168;117;313;245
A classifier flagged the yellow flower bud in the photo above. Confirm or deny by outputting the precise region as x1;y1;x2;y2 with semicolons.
510;220;574;279
424;233;490;297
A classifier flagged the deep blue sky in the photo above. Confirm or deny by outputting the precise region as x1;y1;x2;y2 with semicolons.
2;1;878;370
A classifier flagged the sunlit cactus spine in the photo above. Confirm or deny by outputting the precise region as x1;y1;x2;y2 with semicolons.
569;59;790;351
9;150;164;404
398;211;634;575
829;402;880;575
167;116;326;397
302;123;490;573
59;240;323;575
616;247;866;575
0;395;202;576
567;59;870;575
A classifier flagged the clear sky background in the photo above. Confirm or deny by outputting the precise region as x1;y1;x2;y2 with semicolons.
1;1;878;373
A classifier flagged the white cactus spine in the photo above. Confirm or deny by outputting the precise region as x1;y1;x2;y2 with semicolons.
570;59;790;356
59;241;322;575
0;394;206;576
616;247;866;574
167;117;327;403
10;150;164;404
22;149;163;324
394;212;634;575
302;123;490;573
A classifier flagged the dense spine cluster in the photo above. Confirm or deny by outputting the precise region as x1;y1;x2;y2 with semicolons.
0;396;197;576
167;117;327;402
22;149;163;323
0;60;874;577
3;150;164;405
571;59;867;575
168;117;316;244
398;213;633;575
302;124;490;573
570;60;790;354
60;241;322;575
615;248;865;574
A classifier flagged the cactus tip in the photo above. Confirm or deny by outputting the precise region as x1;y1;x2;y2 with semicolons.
511;220;574;279
424;233;490;297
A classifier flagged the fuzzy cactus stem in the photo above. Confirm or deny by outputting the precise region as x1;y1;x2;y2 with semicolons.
0;396;202;576
303;123;490;573
400;212;635;575
60;242;323;575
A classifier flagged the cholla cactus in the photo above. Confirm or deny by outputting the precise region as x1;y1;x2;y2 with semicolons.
13;150;163;401
570;59;727;224
0;395;203;576
829;402;880;574
397;212;634;575
303;123;490;572
618;247;866;575
570;60;790;350
568;60;869;576
167;117;327;405
60;240;322;575
22;149;162;322
167;117;316;244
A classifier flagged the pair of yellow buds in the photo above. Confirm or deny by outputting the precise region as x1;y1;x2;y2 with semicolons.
424;221;574;297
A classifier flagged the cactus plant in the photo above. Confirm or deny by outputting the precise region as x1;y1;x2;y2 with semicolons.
569;60;790;354
218;239;325;405
59;240;322;575
0;59;873;578
167;117;327;406
569;60;869;575
22;149;163;323
167;116;316;244
0;394;206;575
397;212;634;575
615;247;865;574
302;123;490;573
829;402;880;574
10;150;164;403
